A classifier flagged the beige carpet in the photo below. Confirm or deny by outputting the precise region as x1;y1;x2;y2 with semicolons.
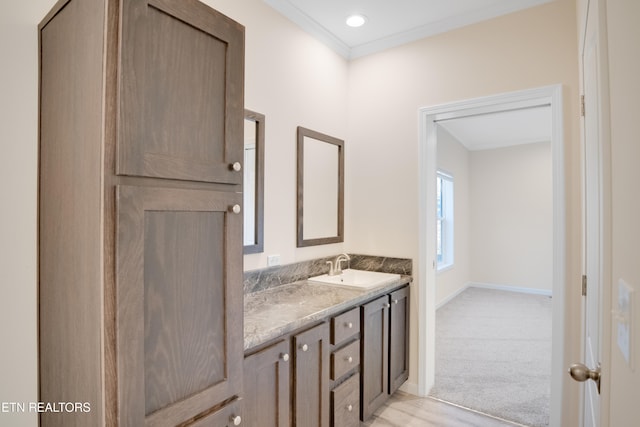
429;287;552;427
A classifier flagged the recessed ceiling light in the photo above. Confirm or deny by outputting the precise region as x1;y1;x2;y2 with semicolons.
346;14;367;28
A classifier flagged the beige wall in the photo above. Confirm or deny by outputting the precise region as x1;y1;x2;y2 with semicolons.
605;0;640;424
434;133;553;306
346;0;580;423
1;0;582;425
435;127;471;305
1;0;349;425
0;1;58;426
470;142;553;292
202;0;350;271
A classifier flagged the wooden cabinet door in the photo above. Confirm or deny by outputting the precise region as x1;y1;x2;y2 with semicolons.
388;286;410;394
360;295;389;421
293;323;330;427
244;340;291;427
116;185;243;426
118;0;244;184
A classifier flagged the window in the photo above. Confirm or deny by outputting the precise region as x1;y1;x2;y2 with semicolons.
436;170;454;270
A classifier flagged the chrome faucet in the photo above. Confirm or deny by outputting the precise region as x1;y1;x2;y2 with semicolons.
326;253;351;276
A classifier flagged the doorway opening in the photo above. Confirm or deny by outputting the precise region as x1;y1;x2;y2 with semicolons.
416;85;565;426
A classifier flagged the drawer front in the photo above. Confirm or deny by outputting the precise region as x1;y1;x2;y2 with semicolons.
187;399;242;427
331;339;360;380
331;307;360;346
331;374;360;427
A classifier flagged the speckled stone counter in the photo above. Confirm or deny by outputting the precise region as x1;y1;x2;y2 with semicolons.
243;254;412;294
243;276;411;351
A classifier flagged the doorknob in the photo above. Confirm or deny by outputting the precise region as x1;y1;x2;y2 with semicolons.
568;362;601;394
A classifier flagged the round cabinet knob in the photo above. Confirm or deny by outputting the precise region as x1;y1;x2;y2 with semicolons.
230;415;242;426
301;344;309;352
345;322;353;329
385;303;391;309
393;299;399;304
231;162;242;171
280;353;290;362
347;404;353;412
231;204;241;214
345;356;353;363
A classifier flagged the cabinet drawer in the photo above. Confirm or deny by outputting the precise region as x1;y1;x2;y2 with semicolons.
331;339;360;380
331;307;360;346
187;399;242;427
331;374;359;427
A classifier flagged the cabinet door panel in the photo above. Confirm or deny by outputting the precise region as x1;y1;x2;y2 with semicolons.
116;185;242;426
389;286;410;394
244;340;291;427
293;323;330;427
360;296;389;421
119;0;244;184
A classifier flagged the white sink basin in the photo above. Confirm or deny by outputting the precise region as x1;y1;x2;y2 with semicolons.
308;269;401;289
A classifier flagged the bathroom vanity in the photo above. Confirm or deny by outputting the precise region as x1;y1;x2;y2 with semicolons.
243;257;411;427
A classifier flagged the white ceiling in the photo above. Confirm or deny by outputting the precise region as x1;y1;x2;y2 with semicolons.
263;0;554;150
438;105;552;151
264;0;553;59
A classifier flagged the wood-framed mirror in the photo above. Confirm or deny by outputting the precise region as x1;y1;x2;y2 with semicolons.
296;126;344;247
243;110;265;254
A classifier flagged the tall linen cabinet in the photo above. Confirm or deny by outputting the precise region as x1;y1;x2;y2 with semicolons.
38;0;245;425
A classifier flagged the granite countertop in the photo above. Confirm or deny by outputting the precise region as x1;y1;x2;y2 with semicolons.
244;276;411;351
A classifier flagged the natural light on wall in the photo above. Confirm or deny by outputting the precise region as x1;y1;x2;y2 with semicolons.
437;170;454;270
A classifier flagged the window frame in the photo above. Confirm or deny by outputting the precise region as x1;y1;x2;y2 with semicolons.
436;170;454;271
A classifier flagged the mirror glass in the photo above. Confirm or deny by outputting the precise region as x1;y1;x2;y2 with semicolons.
243;110;264;254
297;126;344;247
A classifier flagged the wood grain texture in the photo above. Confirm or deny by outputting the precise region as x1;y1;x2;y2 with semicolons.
331;374;360;427
38;0;106;425
183;398;242;427
330;307;359;346
244;339;291;427
143;211;225;414
116;186;243;426
331;340;360;381
296;126;344;247
388;287;410;394
102;0;121;423
360;296;389;421
243;109;265;254
39;0;245;425
293;323;330;427
118;0;244;184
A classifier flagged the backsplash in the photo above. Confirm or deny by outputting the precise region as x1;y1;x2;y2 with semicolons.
243;254;412;294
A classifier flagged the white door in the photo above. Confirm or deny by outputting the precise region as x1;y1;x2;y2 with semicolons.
573;0;607;425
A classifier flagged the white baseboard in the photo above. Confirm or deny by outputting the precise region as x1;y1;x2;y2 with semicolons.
436;285;469;309
438;282;552;309
469;282;553;297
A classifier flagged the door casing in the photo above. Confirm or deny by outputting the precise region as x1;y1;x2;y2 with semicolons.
417;84;565;425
